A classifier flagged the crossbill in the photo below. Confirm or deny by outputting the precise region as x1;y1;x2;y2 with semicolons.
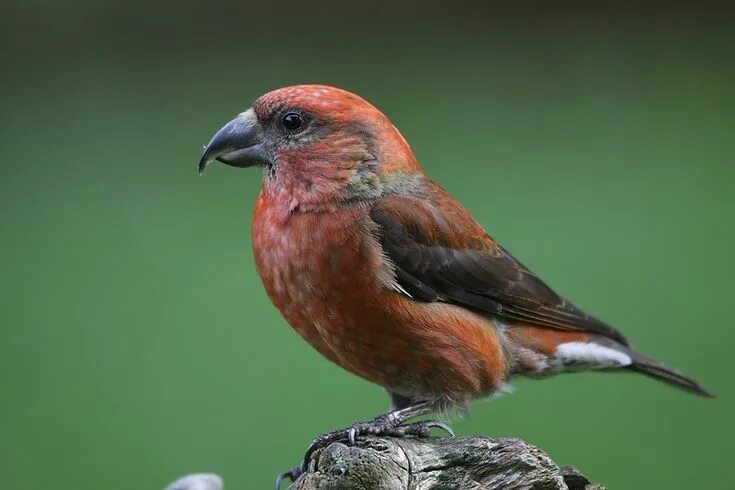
198;85;712;485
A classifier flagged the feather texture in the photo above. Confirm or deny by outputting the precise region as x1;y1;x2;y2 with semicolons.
369;181;629;345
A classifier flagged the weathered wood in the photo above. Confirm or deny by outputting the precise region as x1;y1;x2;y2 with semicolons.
291;436;603;490
166;436;604;490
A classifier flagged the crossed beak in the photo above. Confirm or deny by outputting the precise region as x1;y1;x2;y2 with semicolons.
198;108;268;174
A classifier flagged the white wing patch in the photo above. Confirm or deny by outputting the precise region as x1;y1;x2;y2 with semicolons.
550;342;632;372
394;283;413;298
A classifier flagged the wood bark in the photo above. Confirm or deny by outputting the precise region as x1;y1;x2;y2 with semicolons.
166;436;605;489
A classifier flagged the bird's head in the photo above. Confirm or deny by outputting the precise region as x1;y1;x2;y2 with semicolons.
199;85;421;207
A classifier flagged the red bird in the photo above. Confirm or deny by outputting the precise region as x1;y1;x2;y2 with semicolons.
199;84;711;485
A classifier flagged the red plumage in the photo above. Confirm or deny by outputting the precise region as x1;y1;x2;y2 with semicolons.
199;85;711;475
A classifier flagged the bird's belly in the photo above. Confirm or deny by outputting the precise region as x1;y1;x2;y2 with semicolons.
252;208;508;402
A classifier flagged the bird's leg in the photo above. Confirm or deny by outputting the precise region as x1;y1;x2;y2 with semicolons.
275;401;453;489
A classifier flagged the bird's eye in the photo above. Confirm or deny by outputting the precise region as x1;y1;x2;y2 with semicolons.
281;112;305;132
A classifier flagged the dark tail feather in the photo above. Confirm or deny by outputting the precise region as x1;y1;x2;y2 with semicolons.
628;352;714;398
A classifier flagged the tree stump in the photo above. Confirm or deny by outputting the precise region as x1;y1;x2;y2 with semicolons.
166;435;604;489
291;436;603;490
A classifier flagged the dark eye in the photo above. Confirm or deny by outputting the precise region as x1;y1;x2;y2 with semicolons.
281;112;305;131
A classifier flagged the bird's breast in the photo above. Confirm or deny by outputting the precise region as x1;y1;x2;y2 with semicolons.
250;194;508;402
251;197;391;359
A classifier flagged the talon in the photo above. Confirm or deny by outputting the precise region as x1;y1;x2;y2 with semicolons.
274;473;286;490
348;426;358;445
275;466;302;490
423;420;455;437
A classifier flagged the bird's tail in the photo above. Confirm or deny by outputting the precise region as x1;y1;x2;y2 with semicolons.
627;350;714;398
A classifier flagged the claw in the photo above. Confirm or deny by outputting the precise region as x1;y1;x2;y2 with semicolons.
275;466;302;490
274;473;287;490
423;420;455;437
387;420;455;438
348;426;358;445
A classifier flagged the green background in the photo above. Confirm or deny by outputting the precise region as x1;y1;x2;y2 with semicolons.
1;2;733;489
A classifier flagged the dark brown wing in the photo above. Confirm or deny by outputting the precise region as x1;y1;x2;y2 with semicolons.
370;185;628;345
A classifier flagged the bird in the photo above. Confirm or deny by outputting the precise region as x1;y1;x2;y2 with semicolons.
198;84;712;486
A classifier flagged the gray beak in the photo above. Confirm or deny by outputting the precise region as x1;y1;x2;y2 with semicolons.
198;109;267;174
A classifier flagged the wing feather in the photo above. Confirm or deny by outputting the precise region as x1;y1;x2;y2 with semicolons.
370;184;628;345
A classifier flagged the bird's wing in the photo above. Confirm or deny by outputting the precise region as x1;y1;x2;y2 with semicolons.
370;183;628;345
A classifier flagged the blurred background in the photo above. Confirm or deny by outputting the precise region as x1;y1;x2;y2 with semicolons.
1;1;733;488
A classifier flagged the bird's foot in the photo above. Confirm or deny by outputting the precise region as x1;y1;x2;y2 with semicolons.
304;416;453;465
275;417;453;489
